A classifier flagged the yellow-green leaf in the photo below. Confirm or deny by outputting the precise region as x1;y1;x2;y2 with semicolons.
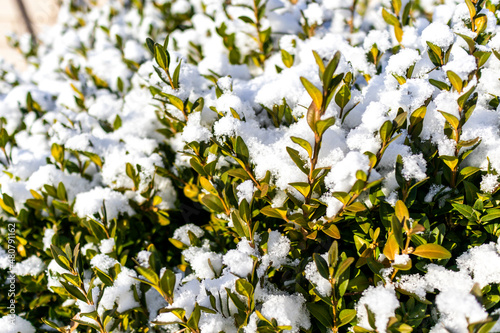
335;84;351;109
382;8;400;26
465;0;476;19
290;136;313;158
383;233;399;261
281;49;294;68
439;111;460;130
312;50;325;74
300;77;323;110
475;14;488;34
164;94;184;111
323;224;340;239
199;177;217;195
440;155;459;171
412;244;451;259
446;71;463;92
395;200;409;223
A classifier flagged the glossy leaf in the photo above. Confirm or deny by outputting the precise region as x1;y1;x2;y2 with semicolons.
412;244;451;259
313;253;330;280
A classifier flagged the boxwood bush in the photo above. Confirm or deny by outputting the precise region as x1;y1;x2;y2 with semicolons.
1;0;500;332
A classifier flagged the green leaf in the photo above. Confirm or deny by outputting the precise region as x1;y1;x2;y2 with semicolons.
447;71;463;92
338;309;356;327
323;51;341;90
300;77;323;110
457;33;476;53
60;280;88;303
113;114;122;130
163;35;170;50
87;217;108;241
225;168;250;180
146;37;155;54
126;162;136;180
187;303;201;331
172;59;182;89
160;269;176;299
135;265;160;285
474;50;491;67
62;273;82;287
379;120;393;143
290;136;312;158
57;182;67;201
334;257;354;280
316;117;336;137
50;245;71;271
429;79;450;91
238;15;255;24
154;44;169;71
231;212;249;238
286;147;308;175
94;268;114;287
201;194;225;213
323;224;341;239
457;86;475;110
260;206;288;220
41;318;64;332
452;203;474;219
328;241;339;268
426;41;442;58
235;278;254;299
365;304;377;330
412;244;451;259
440;155;459;171
162;93;184;111
325;74;344;109
410;106;426;124
0;128;8;148
457;166;480;185
82;152;103;168
226;288;246;311
382;8;400;26
306;302;333;329
281;49;294;68
481;209;500;222
393;111;408;129
290;182;311;198
313;253;330;280
335;84;351;109
235;136;249;161
353;326;373;333
0;196;16;216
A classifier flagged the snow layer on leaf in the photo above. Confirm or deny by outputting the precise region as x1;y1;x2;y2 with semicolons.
74;187;134;220
0;315;36;333
356;284;399;333
432;290;488;333
12;256;45;276
259;294;311;333
173;224;205;246
421;22;455;48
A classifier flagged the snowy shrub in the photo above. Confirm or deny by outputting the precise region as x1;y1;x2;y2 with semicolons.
2;0;500;332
